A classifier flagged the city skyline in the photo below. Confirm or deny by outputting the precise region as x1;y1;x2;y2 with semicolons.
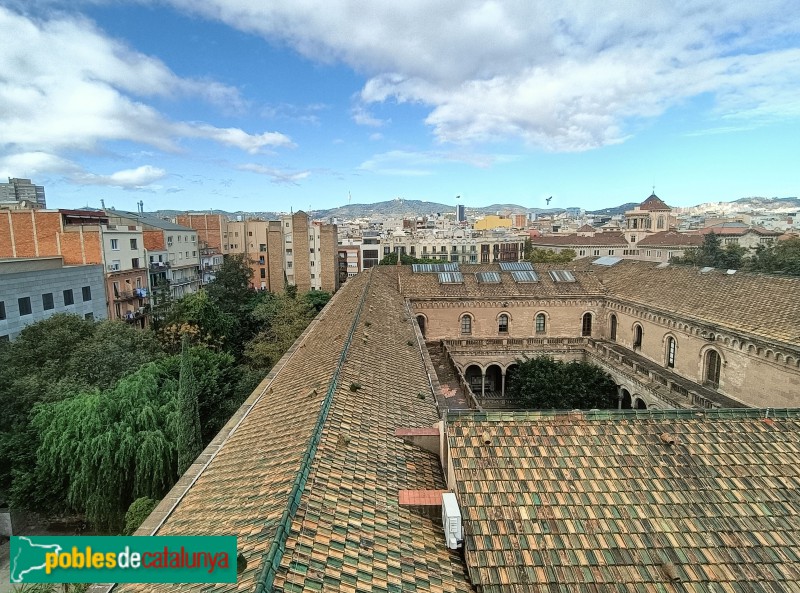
1;2;799;212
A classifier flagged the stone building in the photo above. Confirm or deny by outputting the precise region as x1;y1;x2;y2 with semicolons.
102;264;800;593
402;260;799;410
0;209;150;324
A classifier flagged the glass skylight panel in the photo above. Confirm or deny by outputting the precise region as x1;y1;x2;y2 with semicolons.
549;270;576;282
700;267;715;274
438;271;464;284
499;262;534;271
412;263;460;273
511;270;539;283
476;271;501;283
656;262;670;269
592;256;622;266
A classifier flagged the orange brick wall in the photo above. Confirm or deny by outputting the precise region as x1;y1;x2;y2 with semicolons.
0;210;101;264
319;224;339;292
177;214;225;252
143;230;165;251
0;212;15;257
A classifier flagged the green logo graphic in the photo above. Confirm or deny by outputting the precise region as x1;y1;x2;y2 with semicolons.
10;536;237;584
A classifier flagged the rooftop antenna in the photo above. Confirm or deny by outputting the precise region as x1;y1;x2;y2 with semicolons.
100;199;106;210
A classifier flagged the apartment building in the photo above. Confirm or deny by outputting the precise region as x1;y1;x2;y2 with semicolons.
107;211;201;299
0;257;107;341
0;209;149;324
0;177;46;210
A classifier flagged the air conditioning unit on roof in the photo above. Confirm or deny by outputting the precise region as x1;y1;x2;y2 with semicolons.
441;492;463;550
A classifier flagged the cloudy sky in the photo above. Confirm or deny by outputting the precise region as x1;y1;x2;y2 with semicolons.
1;1;799;212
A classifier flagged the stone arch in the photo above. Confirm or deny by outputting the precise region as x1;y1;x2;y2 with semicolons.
620;388;632;409
609;313;618;342
633;396;647;410
700;346;724;389
464;364;483;393
485;364;503;395
415;314;428;338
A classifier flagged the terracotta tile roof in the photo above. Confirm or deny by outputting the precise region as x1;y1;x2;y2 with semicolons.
576;224;595;233
399;263;607;300
529;232;627;247
447;408;800;592
636;231;703;247
638;193;670;211
114;268;474;593
591;260;800;346
699;223;781;236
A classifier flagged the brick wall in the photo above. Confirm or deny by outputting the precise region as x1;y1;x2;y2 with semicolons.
291;212;311;294
319;224;338;292
267;221;284;292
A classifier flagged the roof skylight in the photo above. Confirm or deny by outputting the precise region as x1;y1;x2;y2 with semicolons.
499;262;534;271
438;271;464;284
549;270;576;282
511;270;539;283
476;271;501;283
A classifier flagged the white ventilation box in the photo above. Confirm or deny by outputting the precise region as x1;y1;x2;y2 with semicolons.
441;492;463;550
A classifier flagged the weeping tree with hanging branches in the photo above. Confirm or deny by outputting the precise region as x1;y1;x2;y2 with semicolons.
31;363;180;532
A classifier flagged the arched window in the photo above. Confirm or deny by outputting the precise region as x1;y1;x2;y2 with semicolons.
460;314;472;335
498;314;509;334
609;315;617;342
633;324;643;349
535;313;546;334
581;313;592;337
705;349;721;388
666;336;676;368
657;215;665;229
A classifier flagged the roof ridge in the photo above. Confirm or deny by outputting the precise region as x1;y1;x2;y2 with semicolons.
254;270;374;593
447;408;800;421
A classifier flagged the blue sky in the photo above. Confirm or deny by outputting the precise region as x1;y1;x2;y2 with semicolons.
1;1;799;213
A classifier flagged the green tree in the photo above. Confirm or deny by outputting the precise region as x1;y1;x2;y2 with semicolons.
747;237;800;276
304;290;332;312
378;253;441;265
523;241;577;263
149;277;173;332
505;357;618;409
161;290;236;352
123;496;158;535
30;363;179;531
204;254;256;319
244;292;317;373
176;336;202;475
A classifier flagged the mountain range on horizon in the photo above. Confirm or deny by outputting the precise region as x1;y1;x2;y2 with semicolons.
143;195;800;222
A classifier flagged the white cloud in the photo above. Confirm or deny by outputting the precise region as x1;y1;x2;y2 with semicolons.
351;105;388;127
164;0;800;151
0;7;292;166
73;165;168;189
237;163;311;184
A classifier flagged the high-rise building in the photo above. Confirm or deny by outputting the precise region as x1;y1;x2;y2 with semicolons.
0;178;46;209
456;204;466;222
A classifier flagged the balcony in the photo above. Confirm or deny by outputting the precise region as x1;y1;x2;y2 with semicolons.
149;261;170;271
171;276;199;287
114;288;149;301
122;308;147;322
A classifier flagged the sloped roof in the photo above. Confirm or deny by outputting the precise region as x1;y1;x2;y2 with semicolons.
699;223;781;236
591;260;800;346
110;210;194;232
399;263;607;299
447;409;800;593
115;269;473;593
528;232;627;247
638;193;670;211
636;230;703;247
576;224;595;233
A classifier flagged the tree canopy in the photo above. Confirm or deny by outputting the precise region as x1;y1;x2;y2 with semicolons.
523;241;576;263
506;357;618;409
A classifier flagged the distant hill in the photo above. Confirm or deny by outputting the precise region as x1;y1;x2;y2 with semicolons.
145;195;800;223
586;203;638;216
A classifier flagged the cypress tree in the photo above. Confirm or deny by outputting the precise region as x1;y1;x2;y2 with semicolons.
177;335;202;475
